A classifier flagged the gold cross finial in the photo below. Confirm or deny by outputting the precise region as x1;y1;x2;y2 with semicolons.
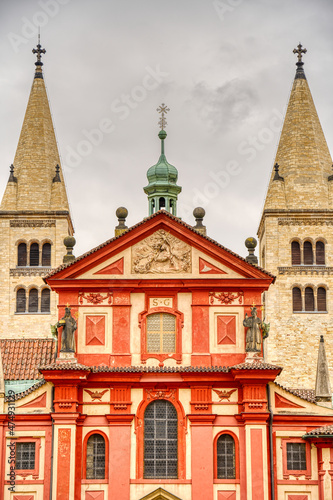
32;34;46;67
157;103;170;130
252;302;256;308
293;43;307;63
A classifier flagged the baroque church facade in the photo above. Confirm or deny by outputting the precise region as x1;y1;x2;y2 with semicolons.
0;42;332;500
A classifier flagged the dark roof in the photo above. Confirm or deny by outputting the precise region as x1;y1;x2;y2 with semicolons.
45;210;275;279
1;339;56;380
275;383;316;403
304;424;333;438
39;362;90;371
5;379;47;402
232;362;282;370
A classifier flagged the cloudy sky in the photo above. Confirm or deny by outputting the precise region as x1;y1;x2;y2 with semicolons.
0;0;332;259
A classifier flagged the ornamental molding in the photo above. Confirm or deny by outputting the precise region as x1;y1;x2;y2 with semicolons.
78;291;113;305
10;219;56;227
132;229;191;274
146;388;176;401
209;291;244;305
278;266;333;276
84;389;108;401
278;218;333;226
10;267;52;277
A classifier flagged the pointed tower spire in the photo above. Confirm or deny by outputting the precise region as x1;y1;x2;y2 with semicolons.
315;335;332;406
262;44;332;211
0;39;71;216
144;104;182;216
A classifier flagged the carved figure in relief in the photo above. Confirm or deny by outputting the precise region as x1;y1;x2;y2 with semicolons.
132;230;191;274
55;307;77;353
243;306;262;352
213;388;237;401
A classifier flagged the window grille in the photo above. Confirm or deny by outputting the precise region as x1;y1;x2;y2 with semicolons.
286;442;306;470
17;243;27;266
291;241;301;265
86;434;105;479
42;243;51;266
303;241;313;265
317;287;327;312
16;289;26;313
41;288;51;313
144;400;178;479
217;434;235;479
29;243;39;266
305;287;314;311
316;241;325;265
292;287;302;312
147;313;176;353
28;289;38;313
15;442;35;470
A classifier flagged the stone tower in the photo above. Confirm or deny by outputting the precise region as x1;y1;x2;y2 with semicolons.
144;104;182;215
258;44;333;388
0;41;74;339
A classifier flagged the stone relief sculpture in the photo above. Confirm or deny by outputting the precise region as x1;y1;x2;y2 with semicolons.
243;306;263;352
132;229;191;274
55;307;77;353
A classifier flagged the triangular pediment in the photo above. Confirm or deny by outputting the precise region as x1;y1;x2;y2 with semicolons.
46;212;273;283
139;488;182;500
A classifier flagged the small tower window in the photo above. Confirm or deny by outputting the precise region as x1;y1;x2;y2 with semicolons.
17;243;27;267
41;288;51;313
291;241;301;265
16;289;26;313
29;243;39;266
304;287;314;312
42;243;51;267
317;287;327;312
159;197;166;209
303;241;313;265
28;288;38;313
86;434;106;479
316;241;325;265
216;434;236;479
292;287;302;312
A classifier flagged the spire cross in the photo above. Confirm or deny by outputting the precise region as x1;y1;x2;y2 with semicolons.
32;38;46;67
157;103;170;130
293;43;307;63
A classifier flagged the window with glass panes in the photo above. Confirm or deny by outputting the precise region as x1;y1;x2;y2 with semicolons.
286;442;306;470
15;442;35;470
146;313;176;353
86;434;105;479
144;400;178;479
216;434;235;479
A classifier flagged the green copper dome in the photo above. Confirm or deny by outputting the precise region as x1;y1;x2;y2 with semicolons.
144;129;181;216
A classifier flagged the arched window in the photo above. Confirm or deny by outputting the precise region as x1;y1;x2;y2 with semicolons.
292;287;302;312
291;241;301;265
146;313;176;353
41;289;50;313
216;434;236;479
159;197;165;209
16;289;26;313
29;243;39;266
144;400;178;479
303;241;313;265
316;241;325;265
28;289;38;313
317;287;327;312
305;287;314;312
42;243;51;267
17;243;27;267
86;434;105;479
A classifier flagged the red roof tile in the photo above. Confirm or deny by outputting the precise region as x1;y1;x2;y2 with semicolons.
0;339;56;380
304;424;333;437
275;383;316;403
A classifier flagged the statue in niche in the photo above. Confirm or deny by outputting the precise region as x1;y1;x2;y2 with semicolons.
55;307;77;353
243;306;263;352
132;229;191;274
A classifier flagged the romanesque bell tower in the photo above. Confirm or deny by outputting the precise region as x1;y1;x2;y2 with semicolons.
0;40;73;339
258;45;333;388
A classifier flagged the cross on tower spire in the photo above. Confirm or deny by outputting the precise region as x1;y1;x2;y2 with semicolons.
157;103;170;130
293;43;307;64
32;35;46;69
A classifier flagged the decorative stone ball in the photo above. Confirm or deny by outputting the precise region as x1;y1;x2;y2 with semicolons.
245;237;257;249
193;207;205;219
116;207;128;219
158;130;167;140
64;236;76;248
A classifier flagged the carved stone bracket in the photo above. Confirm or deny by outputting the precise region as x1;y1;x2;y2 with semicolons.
209;291;244;305
10;219;56;227
10;267;52;277
278;218;333;226
79;291;113;305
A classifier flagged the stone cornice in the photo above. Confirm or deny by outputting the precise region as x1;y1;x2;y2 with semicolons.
10;219;56;228
10;267;53;277
278;266;333;276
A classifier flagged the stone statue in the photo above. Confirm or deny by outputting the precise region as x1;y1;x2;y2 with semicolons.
55;307;77;353
243;306;263;352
